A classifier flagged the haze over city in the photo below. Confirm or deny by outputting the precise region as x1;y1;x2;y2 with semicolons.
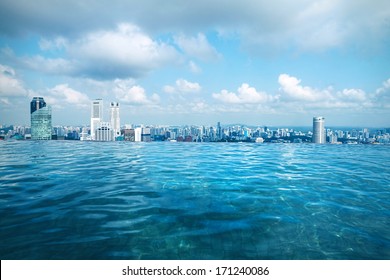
0;0;389;127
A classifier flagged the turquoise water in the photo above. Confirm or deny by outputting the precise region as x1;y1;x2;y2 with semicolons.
0;141;389;259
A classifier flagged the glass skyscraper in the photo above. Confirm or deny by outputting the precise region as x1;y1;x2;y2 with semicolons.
30;97;52;140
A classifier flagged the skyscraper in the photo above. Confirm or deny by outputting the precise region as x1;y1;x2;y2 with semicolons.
110;102;120;139
30;97;52;140
313;116;326;144
217;121;222;140
91;99;103;140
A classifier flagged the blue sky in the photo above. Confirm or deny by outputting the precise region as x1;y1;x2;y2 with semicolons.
1;0;389;127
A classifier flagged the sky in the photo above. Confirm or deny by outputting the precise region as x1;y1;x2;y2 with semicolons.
0;0;389;127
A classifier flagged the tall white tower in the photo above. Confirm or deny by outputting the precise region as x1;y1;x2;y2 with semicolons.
110;102;120;139
91;99;103;140
313;116;325;144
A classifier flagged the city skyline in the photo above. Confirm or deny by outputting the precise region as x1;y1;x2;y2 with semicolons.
2;99;389;144
0;1;390;127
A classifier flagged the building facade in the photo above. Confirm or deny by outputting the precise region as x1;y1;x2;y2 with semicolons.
141;127;151;142
110;102;120;139
134;127;142;142
95;122;113;141
312;116;326;144
30;97;52;140
91;99;103;140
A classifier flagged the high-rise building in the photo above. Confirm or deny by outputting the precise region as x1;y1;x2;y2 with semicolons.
110;102;120;139
91;99;103;140
217;122;222;140
312;116;325;144
30;97;52;140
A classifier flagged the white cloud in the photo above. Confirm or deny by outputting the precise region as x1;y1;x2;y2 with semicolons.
114;82;159;105
374;78;390;107
46;84;90;108
0;64;28;97
174;33;221;61
277;73;390;110
376;78;390;94
8;23;180;80
337;88;366;102
212;74;390;115
112;78;136;93
176;79;201;93
213;83;272;104
190;101;209;113
278;74;333;102
67;23;179;79
213;90;240;103
163;79;201;94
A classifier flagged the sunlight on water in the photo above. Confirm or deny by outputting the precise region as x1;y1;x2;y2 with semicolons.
0;141;389;259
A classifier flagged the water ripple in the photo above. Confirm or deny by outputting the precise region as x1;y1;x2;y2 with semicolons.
0;141;389;259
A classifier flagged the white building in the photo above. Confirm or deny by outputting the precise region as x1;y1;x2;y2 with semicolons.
110;102;120;140
95;122;113;141
313;116;326;144
91;99;103;140
134;127;142;142
80;127;90;141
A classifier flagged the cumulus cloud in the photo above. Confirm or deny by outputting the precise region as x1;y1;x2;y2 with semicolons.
176;79;201;93
6;23;180;80
114;81;159;105
337;88;366;102
0;64;28;97
68;23;179;79
276;73;390;111
374;78;390;107
278;74;331;102
376;78;390;94
46;84;90;108
212;74;390;114
213;83;272;104
163;79;201;94
174;33;221;61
